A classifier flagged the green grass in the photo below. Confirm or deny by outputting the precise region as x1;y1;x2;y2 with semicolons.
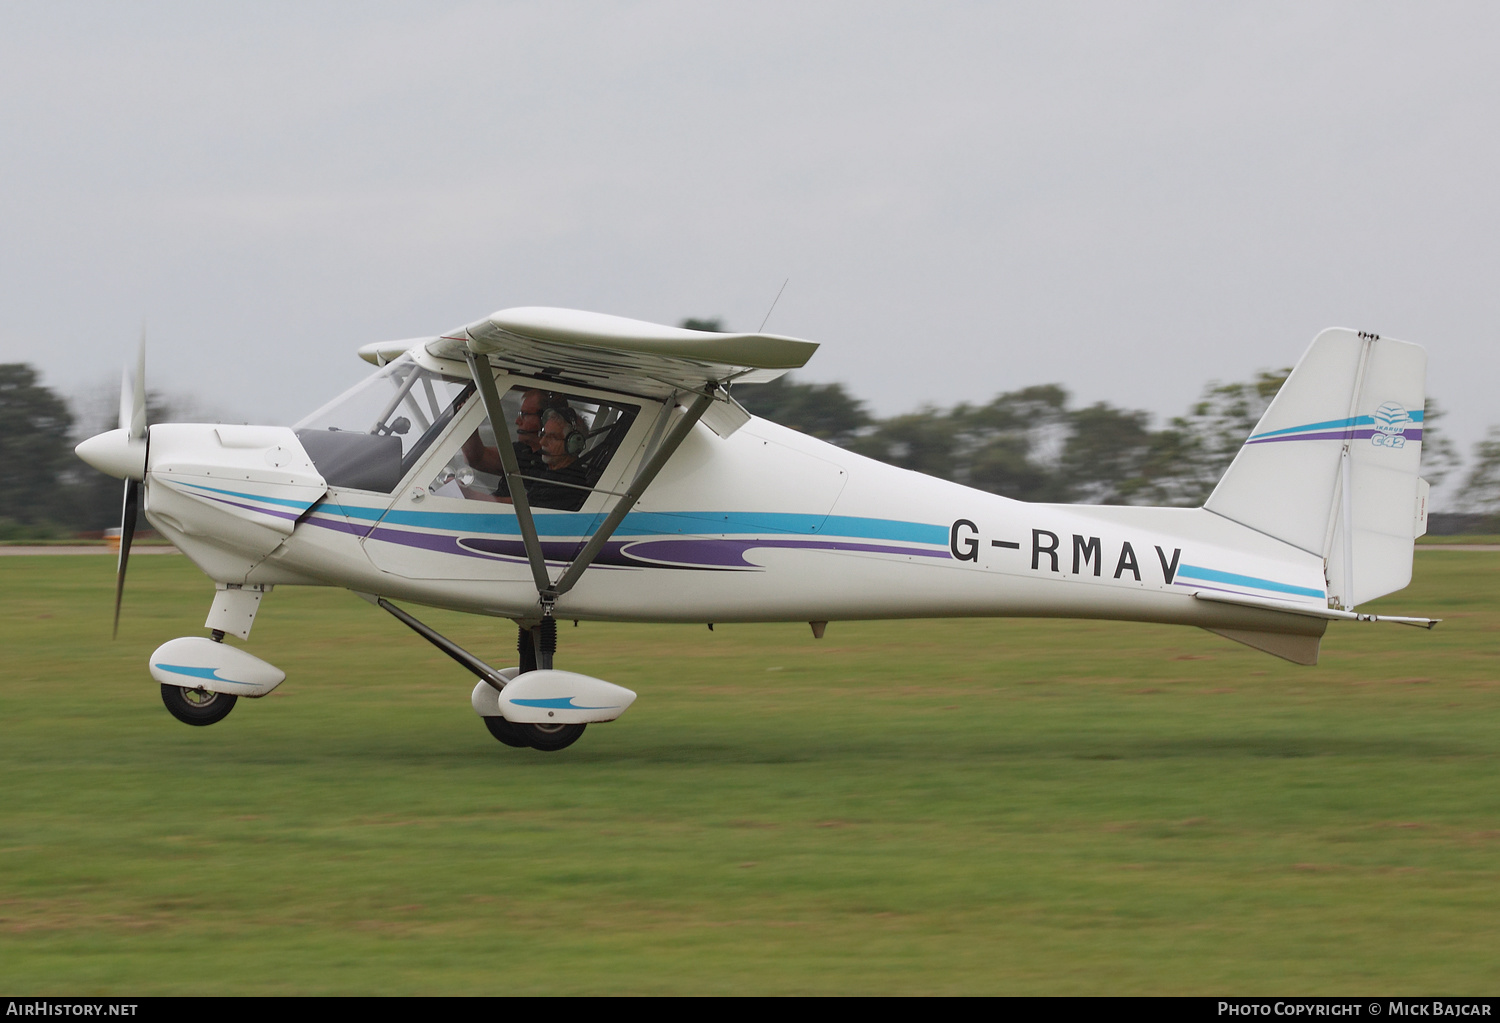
1;551;1498;994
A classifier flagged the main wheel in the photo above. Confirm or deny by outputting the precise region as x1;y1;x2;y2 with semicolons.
484;716;531;748
512;721;586;752
160;684;237;726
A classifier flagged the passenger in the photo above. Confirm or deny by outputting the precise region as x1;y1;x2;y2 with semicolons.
526;407;592;511
459;388;564;497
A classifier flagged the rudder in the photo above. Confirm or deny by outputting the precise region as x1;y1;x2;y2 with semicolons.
1204;329;1428;609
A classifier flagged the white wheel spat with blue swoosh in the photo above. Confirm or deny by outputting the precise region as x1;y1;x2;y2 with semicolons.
149;636;287;698
498;670;637;724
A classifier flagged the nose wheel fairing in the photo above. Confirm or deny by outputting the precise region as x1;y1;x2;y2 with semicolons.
148;637;286;698
146;579;282;729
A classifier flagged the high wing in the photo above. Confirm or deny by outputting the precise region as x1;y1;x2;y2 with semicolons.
442;306;818;390
359;306;819;435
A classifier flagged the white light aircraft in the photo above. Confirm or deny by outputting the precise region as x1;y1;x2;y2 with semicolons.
75;309;1436;751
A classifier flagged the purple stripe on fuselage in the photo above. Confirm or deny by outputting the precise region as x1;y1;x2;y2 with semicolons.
365;524;474;557
300;512;948;572
623;537;951;568
299;515;595;566
305;514;369;536
459;536;626;566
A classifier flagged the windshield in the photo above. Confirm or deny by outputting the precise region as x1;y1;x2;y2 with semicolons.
294;355;474;492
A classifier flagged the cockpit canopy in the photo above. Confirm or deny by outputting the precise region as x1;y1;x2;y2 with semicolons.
293;354;639;511
295;355;472;493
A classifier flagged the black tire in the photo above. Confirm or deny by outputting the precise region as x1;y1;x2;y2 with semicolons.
160;684;237;726
512;721;586;752
484;715;531;748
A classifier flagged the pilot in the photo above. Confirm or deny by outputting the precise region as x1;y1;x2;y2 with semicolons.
460;387;563;486
526;406;592;511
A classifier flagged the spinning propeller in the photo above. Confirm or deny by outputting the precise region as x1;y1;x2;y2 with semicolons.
114;339;147;633
74;337;150;636
113;336;147;636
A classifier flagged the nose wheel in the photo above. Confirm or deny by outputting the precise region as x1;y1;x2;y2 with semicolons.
160;684;238;726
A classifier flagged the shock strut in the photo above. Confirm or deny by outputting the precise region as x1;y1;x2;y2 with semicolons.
537;614;557;671
517;616;559;673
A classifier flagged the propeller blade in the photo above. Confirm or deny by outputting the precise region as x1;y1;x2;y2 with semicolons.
119;331;146;440
113;478;139;638
112;333;147;638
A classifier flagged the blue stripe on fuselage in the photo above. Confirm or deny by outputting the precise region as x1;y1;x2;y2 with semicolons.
1176;564;1324;599
176;481;318;510
321;503;948;545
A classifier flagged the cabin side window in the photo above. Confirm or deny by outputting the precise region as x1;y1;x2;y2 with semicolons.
293;355;475;493
428;385;638;512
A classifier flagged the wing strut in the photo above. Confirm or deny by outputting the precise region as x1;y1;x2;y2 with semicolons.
465;350;552;597
551;388;714;598
465;347;715;613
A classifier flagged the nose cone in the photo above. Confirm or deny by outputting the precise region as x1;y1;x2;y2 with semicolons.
76;428;147;480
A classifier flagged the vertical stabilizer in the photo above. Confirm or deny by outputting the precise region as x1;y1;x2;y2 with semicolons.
1204;329;1427;609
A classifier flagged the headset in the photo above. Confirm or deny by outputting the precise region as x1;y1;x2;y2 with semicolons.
542;406;588;456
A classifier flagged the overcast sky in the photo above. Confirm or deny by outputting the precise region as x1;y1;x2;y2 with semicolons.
3;2;1497;496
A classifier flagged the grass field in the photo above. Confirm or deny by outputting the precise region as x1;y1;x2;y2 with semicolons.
1;553;1497;994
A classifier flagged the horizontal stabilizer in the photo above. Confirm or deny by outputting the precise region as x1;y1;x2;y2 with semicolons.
1193;590;1438;627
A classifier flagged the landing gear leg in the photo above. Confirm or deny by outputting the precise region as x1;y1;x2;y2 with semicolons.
519;616;556;673
518;622;537;674
375;598;589;752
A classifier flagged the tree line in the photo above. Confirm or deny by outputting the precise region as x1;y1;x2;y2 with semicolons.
0;364;191;539
2;331;1497;539
698;319;1488;516
736;371;1497;514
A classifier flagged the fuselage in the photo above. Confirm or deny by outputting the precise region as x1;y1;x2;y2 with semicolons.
138;356;1330;643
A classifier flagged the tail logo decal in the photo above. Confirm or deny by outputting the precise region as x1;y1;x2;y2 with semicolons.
1370;402;1411;449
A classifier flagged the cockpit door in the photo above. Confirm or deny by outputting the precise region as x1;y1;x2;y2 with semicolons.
359;371;656;582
